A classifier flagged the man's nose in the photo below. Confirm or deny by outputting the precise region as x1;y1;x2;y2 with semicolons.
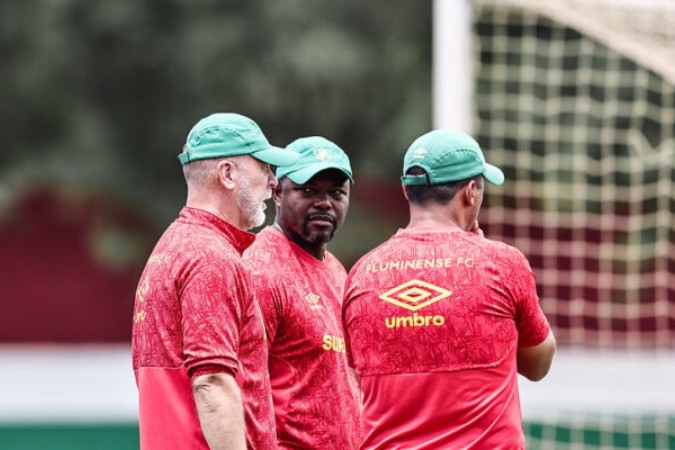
268;171;278;189
313;193;331;209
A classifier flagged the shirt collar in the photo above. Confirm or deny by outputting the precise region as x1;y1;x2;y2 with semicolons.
180;207;256;255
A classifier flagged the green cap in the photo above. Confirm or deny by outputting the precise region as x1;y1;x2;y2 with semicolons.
178;113;299;166
276;136;354;184
401;130;504;186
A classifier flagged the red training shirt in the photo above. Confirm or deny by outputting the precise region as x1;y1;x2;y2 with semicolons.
132;207;276;450
245;226;360;449
343;228;551;449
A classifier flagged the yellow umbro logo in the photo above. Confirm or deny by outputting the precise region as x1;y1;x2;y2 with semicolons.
379;279;452;312
305;292;322;310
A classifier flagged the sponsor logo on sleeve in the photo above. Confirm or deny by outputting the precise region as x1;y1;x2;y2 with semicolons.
134;278;150;324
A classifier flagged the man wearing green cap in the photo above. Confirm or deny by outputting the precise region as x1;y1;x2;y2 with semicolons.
244;136;360;449
132;113;299;450
342;130;556;449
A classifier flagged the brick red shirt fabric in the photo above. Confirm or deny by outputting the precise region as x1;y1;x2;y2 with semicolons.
132;207;276;450
244;226;360;449
343;228;551;450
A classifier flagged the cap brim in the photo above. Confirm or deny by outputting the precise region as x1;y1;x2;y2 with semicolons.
285;164;354;185
484;163;505;185
251;146;300;166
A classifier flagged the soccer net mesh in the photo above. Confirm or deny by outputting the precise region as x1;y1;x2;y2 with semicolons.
472;0;675;348
469;0;675;448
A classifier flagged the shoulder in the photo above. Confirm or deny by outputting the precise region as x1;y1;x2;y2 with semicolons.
161;220;240;263
324;251;347;273
347;237;396;277
244;227;289;261
483;237;528;260
475;236;533;273
245;231;294;288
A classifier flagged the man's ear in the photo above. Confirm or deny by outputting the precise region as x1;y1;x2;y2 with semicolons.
401;183;409;201
464;180;478;206
216;159;237;191
272;180;283;206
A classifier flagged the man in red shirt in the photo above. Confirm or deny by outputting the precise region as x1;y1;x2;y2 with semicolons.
131;113;299;450
244;137;360;449
342;130;556;449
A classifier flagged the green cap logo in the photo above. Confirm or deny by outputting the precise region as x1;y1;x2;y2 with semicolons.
313;147;333;162
412;148;428;160
277;136;353;185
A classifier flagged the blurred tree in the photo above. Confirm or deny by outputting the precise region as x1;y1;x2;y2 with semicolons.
0;0;431;268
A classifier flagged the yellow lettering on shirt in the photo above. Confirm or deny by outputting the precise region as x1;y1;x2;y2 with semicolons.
366;258;474;273
322;334;346;353
384;313;446;328
136;278;150;303
134;278;150;323
134;310;146;324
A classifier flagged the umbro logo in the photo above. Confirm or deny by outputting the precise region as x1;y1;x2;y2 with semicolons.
380;280;450;328
379;279;451;312
305;292;322;310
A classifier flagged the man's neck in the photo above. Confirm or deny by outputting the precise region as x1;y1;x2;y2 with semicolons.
186;197;246;231
407;204;468;232
273;222;326;261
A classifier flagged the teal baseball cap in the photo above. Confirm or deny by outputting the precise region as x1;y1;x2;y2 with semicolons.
276;136;354;184
401;130;504;186
178;113;299;166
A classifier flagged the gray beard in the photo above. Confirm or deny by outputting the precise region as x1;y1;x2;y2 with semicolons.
236;186;266;230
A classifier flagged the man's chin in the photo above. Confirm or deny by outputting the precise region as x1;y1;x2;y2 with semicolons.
305;231;334;244
245;212;267;230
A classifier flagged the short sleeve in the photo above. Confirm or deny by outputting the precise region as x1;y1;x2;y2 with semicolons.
342;264;358;368
504;250;551;347
342;274;356;369
179;255;243;378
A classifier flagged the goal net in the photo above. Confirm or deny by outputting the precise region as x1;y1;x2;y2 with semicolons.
472;0;675;349
467;0;675;448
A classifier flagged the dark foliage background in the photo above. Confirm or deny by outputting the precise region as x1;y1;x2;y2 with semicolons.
0;0;432;342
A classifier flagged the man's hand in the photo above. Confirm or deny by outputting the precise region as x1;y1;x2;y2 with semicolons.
470;220;484;236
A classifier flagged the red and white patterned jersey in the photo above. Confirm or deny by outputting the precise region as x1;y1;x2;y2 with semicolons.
132;207;275;450
245;226;360;449
343;228;551;450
